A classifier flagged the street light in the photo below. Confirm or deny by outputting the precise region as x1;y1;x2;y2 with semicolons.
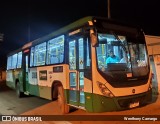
108;0;111;19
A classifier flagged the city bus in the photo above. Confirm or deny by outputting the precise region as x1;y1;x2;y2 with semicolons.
6;16;152;114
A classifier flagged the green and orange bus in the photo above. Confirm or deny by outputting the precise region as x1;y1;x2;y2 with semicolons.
6;16;152;114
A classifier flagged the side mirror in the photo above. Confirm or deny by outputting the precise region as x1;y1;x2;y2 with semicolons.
90;29;98;47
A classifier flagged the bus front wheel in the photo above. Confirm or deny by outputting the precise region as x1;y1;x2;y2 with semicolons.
57;86;70;114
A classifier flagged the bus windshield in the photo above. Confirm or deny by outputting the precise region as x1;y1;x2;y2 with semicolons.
96;33;149;87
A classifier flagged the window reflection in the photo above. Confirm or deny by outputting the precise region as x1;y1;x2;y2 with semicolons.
96;33;149;76
47;35;64;64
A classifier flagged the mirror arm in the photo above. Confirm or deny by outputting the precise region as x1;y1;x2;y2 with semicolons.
90;29;99;47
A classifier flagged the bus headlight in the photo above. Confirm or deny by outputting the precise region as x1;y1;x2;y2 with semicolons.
97;82;114;97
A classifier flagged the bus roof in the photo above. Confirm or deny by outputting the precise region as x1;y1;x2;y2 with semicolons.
29;16;140;47
29;16;94;46
7;16;141;56
7;16;94;56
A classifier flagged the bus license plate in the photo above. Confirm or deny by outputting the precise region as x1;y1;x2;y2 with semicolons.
129;101;139;108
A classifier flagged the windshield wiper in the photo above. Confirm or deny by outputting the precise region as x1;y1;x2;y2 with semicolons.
112;32;127;53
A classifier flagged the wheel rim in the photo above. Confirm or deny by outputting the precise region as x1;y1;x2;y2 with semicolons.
57;86;69;114
58;87;63;110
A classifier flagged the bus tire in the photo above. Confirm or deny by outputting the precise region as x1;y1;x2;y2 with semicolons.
16;82;23;98
57;86;70;114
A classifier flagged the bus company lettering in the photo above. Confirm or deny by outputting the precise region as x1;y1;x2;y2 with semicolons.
39;70;47;80
137;60;146;67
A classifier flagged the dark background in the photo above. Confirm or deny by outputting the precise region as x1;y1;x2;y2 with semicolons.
0;0;160;69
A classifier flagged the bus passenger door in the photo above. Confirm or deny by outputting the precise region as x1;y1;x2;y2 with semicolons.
68;37;90;108
23;50;29;92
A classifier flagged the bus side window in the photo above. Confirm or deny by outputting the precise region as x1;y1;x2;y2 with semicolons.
30;47;34;67
86;38;91;68
50;48;58;64
34;46;38;66
79;38;84;69
69;40;76;70
33;42;46;66
38;42;46;66
47;35;64;65
12;54;18;69
17;52;22;68
7;56;12;70
59;45;64;63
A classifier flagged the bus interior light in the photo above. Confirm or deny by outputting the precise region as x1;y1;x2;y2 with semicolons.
97;82;114;97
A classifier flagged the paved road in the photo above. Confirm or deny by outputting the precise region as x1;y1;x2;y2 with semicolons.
22;93;160;124
0;81;50;115
0;81;160;124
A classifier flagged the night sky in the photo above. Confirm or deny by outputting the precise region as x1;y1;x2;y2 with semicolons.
0;0;160;68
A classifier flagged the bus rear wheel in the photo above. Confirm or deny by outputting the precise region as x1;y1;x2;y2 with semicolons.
57;86;70;114
16;82;23;98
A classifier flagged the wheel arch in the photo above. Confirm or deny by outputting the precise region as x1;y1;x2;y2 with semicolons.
15;78;24;97
15;78;19;88
51;80;63;100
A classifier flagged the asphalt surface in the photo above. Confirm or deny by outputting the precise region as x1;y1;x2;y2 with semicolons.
0;81;51;115
0;81;160;124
